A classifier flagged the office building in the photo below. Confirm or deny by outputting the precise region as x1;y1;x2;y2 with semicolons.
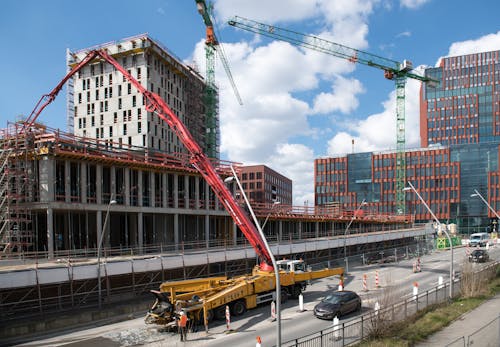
237;165;293;206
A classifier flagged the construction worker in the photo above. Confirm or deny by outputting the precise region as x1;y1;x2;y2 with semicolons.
178;310;188;342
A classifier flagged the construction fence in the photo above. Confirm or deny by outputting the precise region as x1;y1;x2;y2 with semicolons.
281;261;500;347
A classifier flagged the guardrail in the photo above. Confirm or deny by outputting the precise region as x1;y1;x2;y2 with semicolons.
281;261;500;347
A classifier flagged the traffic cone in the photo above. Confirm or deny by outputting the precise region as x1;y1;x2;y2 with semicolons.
338;278;344;291
256;336;262;347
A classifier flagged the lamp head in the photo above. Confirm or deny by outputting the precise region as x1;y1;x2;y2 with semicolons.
224;176;235;183
110;200;117;205
470;194;479;198
402;187;412;192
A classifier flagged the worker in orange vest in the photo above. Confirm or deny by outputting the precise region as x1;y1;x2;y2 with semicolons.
178;310;188;341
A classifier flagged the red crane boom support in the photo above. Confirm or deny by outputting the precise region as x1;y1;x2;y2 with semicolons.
22;49;274;271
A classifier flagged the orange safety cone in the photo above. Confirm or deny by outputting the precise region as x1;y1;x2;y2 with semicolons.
256;336;262;347
338;277;344;291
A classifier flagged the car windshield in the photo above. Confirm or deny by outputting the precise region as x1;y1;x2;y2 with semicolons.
322;294;344;304
471;235;480;240
472;250;485;255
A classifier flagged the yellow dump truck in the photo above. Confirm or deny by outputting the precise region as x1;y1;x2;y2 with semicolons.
145;259;343;328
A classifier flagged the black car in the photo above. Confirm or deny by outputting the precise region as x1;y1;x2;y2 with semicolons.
313;290;362;320
469;249;489;263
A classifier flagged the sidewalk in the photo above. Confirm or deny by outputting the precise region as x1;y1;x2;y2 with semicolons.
416;293;500;346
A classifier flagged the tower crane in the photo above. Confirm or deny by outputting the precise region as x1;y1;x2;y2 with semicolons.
195;0;242;159
228;16;438;214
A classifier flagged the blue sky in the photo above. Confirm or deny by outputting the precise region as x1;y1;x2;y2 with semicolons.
1;0;499;205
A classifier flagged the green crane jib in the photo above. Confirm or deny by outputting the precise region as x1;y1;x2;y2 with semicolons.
228;16;438;214
195;1;242;159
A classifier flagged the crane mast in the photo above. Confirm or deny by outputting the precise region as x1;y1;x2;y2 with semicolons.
228;16;437;214
195;0;242;159
22;49;274;272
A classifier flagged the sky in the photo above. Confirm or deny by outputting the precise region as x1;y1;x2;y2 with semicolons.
1;0;500;206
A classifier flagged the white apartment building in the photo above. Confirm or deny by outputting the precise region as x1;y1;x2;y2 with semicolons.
67;34;217;157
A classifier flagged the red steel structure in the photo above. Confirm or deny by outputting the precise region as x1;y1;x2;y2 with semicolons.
20;49;274;271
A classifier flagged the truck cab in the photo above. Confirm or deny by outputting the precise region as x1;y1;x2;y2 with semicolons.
276;259;306;273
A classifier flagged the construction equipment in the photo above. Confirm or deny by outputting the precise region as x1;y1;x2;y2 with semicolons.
20;48;344;330
195;0;242;159
228;16;438;215
145;259;343;328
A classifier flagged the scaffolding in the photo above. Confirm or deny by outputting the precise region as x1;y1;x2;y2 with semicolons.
0;122;38;254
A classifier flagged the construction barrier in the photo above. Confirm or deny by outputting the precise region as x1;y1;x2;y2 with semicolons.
298;293;304;312
271;301;276;321
225;305;230;331
375;270;379;288
338;278;344;291
363;274;368;291
413;282;419;301
256;336;262;347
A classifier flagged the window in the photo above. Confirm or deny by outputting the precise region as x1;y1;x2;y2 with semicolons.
113;112;117;123
137;108;142;119
137;67;141;79
78;93;82;104
109;87;113;98
91;116;95;127
108;74;113;85
100;114;104;126
87;91;90;102
128;83;131;94
109;126;113;137
123;124;127;135
104;101;108;112
132;95;136;107
138;122;142;133
118;98;122;109
118;85;122;96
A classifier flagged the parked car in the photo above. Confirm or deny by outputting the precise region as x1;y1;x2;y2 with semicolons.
468;232;490;247
313;290;361;320
469;249;489;263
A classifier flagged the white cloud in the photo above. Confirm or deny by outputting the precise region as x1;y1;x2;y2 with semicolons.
269;144;315;206
396;31;411;38
157;7;165;15
192;0;380;205
400;0;431;9
313;77;365;114
327;70;423;155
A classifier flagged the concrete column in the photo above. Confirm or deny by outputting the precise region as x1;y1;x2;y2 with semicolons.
195;176;200;209
205;180;210;210
205;214;210;248
298;221;302;240
137;170;143;207
162;173;167;208
96;165;102;205
174;213;179;250
110;166;116;200
173;173;179;209
138;212;143;253
124;167;130;206
39;157;55;203
47;208;54;259
315;221;319;238
184;175;189;208
147;172;157;207
65;160;71;203
278;221;283;242
233;224;237;246
150;172;155;207
81;163;87;204
96;209;103;251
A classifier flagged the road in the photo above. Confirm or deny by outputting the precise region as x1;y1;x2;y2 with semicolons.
15;244;500;347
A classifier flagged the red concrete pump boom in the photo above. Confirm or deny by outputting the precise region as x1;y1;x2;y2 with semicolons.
22;49;274;271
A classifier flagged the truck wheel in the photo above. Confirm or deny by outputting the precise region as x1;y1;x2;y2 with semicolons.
214;306;226;321
281;289;288;304
231;300;247;316
291;285;302;299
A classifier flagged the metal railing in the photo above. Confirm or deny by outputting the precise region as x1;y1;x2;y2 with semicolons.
281;261;500;347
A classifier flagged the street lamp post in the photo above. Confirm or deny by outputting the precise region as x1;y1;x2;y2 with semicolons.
343;199;367;274
403;181;454;299
224;166;282;347
262;201;281;231
97;198;117;309
470;189;500;220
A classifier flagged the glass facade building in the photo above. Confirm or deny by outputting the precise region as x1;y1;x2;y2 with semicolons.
315;50;500;234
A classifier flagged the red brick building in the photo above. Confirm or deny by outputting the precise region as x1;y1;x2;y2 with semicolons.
237;165;292;206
